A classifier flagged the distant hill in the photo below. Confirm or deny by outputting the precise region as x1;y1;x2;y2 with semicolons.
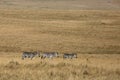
0;0;120;10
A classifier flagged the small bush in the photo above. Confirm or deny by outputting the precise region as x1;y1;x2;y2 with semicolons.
5;60;20;69
8;60;19;65
83;70;89;75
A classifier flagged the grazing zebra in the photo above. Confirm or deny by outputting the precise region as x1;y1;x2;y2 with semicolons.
22;51;40;60
41;52;59;59
63;53;77;59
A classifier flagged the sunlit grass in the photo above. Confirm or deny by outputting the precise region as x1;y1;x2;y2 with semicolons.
0;9;120;80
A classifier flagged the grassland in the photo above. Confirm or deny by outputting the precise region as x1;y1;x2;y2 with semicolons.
0;9;120;53
0;9;120;80
0;53;120;80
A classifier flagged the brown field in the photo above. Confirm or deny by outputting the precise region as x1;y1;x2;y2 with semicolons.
0;0;120;79
0;9;120;53
0;53;120;80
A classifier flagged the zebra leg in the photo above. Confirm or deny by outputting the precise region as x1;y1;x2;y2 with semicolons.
49;56;52;59
50;56;53;59
22;55;25;60
41;56;43;59
41;56;45;59
31;56;34;60
44;56;46;59
70;56;72;59
31;57;33;60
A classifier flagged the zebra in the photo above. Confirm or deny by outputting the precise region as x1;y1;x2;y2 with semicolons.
22;51;40;60
63;53;77;59
41;52;59;59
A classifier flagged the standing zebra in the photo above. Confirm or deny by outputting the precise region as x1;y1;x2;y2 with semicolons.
22;51;40;60
63;53;77;59
41;52;59;59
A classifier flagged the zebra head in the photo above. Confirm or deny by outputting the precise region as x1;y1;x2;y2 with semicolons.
54;52;59;57
73;53;77;58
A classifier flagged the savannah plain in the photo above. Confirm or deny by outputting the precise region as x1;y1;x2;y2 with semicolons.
0;0;120;80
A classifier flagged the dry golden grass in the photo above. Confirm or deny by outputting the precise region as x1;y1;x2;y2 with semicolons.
0;53;120;80
0;9;120;53
0;9;120;80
